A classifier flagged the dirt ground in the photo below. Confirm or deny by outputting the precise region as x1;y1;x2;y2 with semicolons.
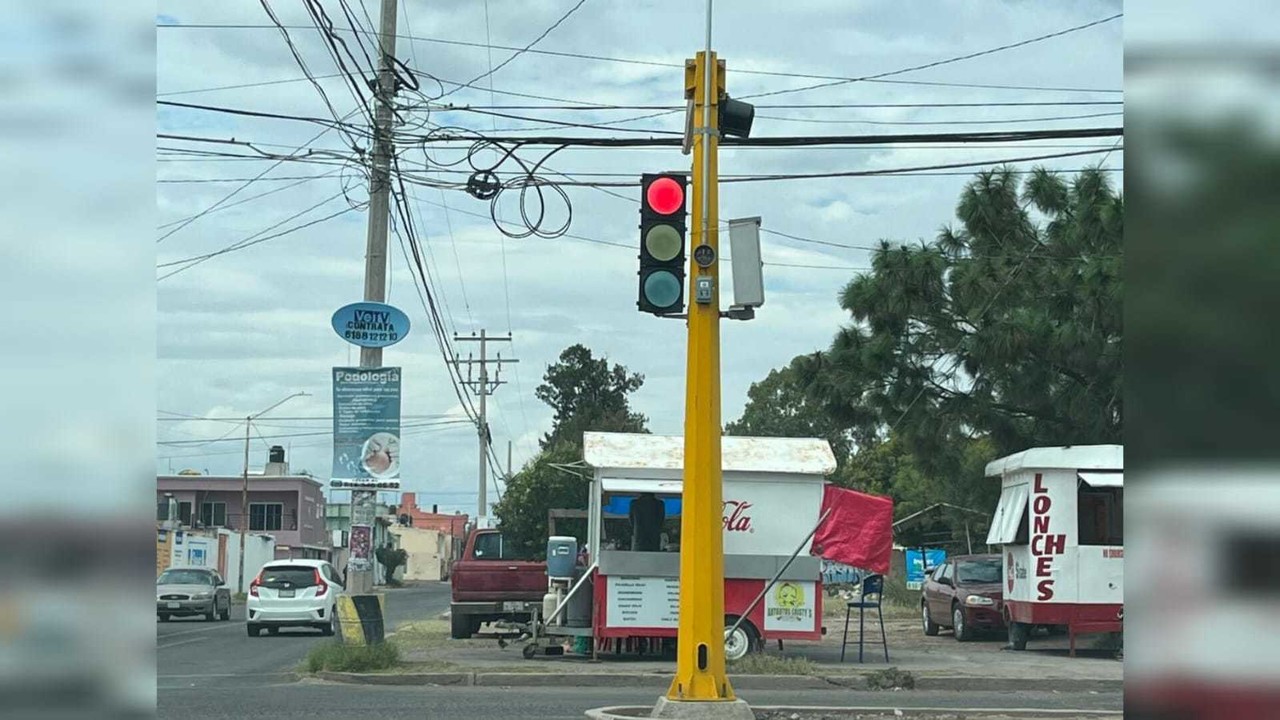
390;604;1122;683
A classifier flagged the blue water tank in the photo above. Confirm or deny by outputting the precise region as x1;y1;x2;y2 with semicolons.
546;536;578;579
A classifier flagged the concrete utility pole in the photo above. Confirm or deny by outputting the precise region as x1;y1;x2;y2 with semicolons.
360;0;399;368
453;329;516;519
347;0;400;595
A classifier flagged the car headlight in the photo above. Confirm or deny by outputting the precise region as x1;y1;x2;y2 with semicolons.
965;594;995;607
192;592;212;599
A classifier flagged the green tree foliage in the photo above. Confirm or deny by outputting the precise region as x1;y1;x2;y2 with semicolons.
491;443;587;560
535;344;648;450
733;167;1120;550
374;545;408;585
724;357;853;466
493;345;650;557
802;166;1122;459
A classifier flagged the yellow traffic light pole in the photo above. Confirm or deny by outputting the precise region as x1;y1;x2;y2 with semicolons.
667;49;732;703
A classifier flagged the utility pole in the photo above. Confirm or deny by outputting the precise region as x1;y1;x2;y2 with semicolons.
453;329;516;519
239;415;251;594
347;0;399;595
238;392;308;595
360;0;398;368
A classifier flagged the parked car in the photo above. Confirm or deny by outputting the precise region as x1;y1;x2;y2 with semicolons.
246;559;344;637
920;553;1004;641
156;567;231;622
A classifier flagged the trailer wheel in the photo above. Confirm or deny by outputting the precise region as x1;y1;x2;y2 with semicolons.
521;643;538;660
1008;621;1030;651
723;616;759;662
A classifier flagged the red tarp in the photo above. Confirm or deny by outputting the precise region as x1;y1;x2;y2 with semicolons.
811;485;893;575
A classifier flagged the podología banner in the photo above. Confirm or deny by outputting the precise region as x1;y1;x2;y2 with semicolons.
332;367;401;484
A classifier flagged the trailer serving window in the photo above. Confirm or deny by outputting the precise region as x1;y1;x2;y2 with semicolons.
985;483;1030;545
1078;473;1123;546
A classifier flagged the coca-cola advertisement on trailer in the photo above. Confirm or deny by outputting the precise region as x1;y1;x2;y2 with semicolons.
718;479;825;556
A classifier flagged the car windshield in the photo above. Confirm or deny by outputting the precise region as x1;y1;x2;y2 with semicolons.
956;559;1001;584
158;570;214;585
259;566;319;588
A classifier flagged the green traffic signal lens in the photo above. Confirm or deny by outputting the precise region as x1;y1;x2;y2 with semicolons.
644;224;682;262
643;270;681;309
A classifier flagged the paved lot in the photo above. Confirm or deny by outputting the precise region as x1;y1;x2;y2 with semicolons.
157;581;451;689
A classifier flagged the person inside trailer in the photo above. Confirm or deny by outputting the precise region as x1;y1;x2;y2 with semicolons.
629;492;666;552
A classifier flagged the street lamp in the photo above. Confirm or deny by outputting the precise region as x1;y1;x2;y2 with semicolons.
238;391;310;594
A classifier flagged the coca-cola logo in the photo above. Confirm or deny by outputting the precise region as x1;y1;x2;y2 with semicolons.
722;501;753;533
1007;551;1015;593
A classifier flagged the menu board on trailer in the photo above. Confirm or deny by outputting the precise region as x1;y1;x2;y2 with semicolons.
607;576;679;628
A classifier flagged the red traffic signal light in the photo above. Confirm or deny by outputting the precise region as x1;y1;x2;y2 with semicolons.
638;173;688;315
646;176;685;215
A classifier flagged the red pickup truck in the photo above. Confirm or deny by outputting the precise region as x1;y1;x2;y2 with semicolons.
449;528;547;639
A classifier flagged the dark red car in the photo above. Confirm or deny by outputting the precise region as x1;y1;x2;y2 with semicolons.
920;553;1005;641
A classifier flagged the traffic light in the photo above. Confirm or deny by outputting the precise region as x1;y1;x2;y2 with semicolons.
638;173;688;315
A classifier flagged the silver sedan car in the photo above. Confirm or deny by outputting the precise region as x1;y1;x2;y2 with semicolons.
156;567;231;622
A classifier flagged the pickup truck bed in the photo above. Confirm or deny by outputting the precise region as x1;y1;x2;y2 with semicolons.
449;528;547;638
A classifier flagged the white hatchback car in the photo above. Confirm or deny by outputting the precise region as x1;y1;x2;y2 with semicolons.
246;559;344;637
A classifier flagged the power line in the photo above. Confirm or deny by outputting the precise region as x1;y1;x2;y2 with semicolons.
158;22;1124;96
441;0;591;99
740;13;1124;101
417;126;1123;147
753;111;1125;126
157;192;354;280
156;168;343;230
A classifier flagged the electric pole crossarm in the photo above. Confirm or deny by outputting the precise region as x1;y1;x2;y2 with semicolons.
451;329;518;519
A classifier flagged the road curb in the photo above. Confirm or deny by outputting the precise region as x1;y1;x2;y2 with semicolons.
315;671;473;686
313;670;1121;693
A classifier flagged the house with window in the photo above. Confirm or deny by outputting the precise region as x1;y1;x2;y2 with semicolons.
157;448;329;562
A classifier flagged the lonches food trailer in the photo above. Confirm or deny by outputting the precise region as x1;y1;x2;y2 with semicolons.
985;445;1124;655
527;432;846;661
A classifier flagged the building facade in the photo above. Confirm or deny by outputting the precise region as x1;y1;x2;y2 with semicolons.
157;463;329;561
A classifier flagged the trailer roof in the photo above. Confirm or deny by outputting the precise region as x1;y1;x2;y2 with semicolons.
583;432;836;475
985;444;1124;477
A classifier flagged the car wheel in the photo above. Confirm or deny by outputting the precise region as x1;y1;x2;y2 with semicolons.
921;601;939;636
723;617;759;662
158;613;170;623
1008;621;1030;651
321;609;337;637
953;604;972;642
219;601;230;622
205;606;216;622
247;623;261;637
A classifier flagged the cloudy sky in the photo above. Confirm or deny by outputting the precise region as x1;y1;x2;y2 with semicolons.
155;0;1123;514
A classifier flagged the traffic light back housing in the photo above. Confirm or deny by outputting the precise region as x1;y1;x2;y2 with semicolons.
638;173;688;315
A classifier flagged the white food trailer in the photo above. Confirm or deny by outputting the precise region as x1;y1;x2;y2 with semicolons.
528;432;838;660
985;444;1123;655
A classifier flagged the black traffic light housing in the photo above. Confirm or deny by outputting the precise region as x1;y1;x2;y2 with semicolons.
637;173;688;315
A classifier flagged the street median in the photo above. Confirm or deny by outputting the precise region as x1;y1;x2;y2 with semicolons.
311;670;1121;693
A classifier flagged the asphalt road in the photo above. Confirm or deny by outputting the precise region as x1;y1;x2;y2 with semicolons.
157;581;452;685
159;684;1122;720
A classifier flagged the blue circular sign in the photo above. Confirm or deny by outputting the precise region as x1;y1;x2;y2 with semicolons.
332;302;411;348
